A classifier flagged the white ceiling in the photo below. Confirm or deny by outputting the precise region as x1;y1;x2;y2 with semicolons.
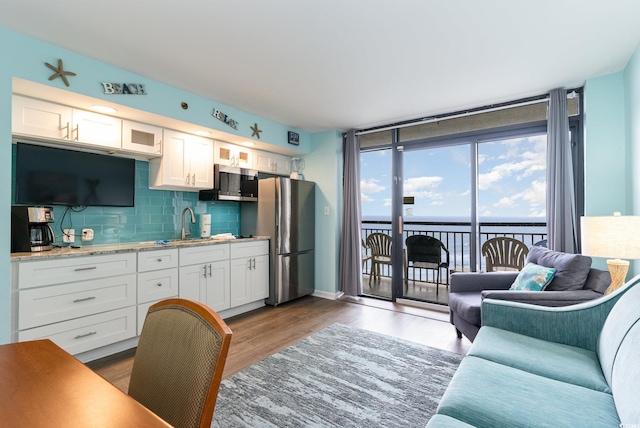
2;0;640;133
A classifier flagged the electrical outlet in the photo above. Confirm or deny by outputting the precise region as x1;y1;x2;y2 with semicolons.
82;228;94;242
63;229;75;243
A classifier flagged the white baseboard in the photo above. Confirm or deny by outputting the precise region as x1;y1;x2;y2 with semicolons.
312;290;344;300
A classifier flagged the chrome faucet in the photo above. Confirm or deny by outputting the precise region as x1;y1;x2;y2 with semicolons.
181;207;196;240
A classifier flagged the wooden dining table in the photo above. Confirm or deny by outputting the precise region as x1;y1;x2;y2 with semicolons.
0;339;171;427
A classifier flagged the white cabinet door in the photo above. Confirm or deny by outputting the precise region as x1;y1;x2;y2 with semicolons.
178;263;206;302
214;141;252;167
178;260;230;312
187;135;214;189
71;109;121;149
272;153;292;175
122;120;162;156
230;257;252;307
204;260;230;312
253;150;291;175
137;268;179;304
12;95;73;140
149;129;213;190
250;254;269;300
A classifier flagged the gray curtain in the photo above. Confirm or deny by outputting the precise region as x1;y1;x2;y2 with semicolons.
547;88;578;253
339;130;363;296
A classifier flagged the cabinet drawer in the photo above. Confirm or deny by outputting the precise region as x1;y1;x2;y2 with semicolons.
18;253;137;289
138;249;179;272
180;244;230;266
230;240;269;259
18;306;137;356
137;268;179;304
19;274;137;330
137;300;157;336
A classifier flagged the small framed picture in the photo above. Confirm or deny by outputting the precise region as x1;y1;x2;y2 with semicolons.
288;131;300;146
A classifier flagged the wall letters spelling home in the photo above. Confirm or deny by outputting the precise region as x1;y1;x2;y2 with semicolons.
101;83;147;95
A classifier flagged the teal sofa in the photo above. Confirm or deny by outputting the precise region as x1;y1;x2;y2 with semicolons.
427;274;640;428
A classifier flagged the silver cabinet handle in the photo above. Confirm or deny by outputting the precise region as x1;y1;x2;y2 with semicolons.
156;258;163;262
192;174;196;185
208;263;212;277
156;282;163;287
252;258;256;269
75;331;97;340
73;296;96;303
186;173;191;185
247;259;252;270
73;124;79;141
61;122;70;139
74;266;97;272
203;264;207;278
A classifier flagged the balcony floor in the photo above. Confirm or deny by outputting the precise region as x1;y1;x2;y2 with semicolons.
362;275;449;305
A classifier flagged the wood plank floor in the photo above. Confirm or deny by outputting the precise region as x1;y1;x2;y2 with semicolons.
87;296;472;392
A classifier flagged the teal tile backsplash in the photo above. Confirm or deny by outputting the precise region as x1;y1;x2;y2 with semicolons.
12;146;241;246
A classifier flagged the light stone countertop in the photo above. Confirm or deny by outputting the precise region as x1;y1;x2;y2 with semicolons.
10;236;270;261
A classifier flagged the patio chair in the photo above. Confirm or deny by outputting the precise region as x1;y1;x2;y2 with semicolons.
405;235;450;294
361;239;372;269
366;233;392;285
482;237;529;272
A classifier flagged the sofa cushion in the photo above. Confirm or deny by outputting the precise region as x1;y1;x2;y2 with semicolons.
448;293;482;326
426;414;476;428
469;326;610;393
437;356;620;428
509;263;556;291
526;246;592;291
611;321;640;425
583;268;611;293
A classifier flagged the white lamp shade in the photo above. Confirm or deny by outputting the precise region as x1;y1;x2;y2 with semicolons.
581;215;640;260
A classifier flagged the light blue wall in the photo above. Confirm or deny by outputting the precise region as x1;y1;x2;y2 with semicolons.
624;44;640;274
304;131;343;296
584;72;628;216
0;26;323;343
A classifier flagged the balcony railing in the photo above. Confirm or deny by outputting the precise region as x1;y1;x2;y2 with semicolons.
362;219;547;279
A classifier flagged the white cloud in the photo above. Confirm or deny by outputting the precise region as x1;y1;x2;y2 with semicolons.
404;176;443;194
491;179;546;216
383;198;392;207
361;178;385;193
361;194;375;203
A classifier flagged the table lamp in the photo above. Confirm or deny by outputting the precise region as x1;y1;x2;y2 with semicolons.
580;213;640;294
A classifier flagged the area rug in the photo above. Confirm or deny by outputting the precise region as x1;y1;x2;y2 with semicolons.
211;323;463;428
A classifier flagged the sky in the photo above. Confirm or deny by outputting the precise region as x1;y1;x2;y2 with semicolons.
361;134;547;220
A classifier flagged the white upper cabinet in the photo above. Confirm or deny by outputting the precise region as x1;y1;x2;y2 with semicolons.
214;141;253;168
149;129;213;191
12;96;73;140
71;109;121;149
121;120;162;156
12;95;121;149
253;150;291;175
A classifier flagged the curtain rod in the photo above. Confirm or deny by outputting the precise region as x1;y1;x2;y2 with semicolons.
355;89;579;137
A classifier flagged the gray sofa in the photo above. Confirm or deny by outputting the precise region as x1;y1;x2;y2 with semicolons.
427;274;640;428
449;246;611;342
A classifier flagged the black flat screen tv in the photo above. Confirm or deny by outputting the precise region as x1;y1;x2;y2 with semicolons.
15;142;135;207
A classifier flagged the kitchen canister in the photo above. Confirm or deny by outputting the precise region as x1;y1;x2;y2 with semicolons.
200;214;211;238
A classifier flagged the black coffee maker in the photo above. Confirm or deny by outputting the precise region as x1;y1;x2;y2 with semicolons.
11;206;56;252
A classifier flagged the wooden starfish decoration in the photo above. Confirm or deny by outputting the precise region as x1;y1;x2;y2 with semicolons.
250;123;263;139
45;59;76;87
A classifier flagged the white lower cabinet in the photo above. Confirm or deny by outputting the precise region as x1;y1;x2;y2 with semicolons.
230;240;270;306
136;249;179;335
179;260;230;312
13;240;269;358
15;254;138;355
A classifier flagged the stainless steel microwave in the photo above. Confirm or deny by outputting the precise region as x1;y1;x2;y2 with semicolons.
199;164;259;202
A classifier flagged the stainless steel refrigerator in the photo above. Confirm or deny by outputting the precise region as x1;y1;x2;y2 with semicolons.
241;177;315;306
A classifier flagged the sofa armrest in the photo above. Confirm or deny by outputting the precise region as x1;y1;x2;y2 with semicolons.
481;275;640;352
449;272;518;293
481;289;603;306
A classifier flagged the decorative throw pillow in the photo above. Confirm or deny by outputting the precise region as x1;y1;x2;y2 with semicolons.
510;263;557;291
